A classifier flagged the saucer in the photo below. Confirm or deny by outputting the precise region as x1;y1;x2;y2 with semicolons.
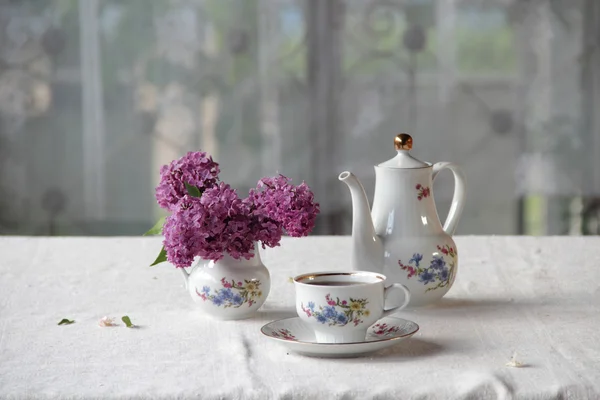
260;316;419;358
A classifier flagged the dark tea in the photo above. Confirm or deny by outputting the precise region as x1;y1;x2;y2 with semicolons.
304;281;363;286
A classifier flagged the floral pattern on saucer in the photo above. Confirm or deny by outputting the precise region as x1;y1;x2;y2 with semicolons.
196;277;263;308
260;316;419;357
371;323;400;336
271;328;296;341
301;294;369;327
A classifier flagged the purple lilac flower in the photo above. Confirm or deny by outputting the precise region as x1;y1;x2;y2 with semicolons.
162;183;254;266
155;151;220;211
247;175;320;238
155;156;319;263
200;183;255;260
336;314;348;325
161;196;206;267
316;314;327;324
247;214;282;250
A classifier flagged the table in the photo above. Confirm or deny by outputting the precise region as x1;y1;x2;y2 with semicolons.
0;236;599;399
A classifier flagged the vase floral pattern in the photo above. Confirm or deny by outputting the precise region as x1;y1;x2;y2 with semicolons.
398;245;457;292
196;277;263;308
415;184;430;201
271;328;296;341
372;323;401;336
301;294;369;327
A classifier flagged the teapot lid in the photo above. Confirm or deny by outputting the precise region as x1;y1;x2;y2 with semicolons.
377;133;430;169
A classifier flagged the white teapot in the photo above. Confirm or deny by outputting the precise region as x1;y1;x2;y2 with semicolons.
339;134;466;306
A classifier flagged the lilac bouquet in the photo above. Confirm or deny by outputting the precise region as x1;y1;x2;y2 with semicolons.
147;151;320;268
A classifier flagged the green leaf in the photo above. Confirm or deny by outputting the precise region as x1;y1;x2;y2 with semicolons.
184;182;201;197
143;216;166;236
58;318;75;325
150;246;168;267
121;315;135;328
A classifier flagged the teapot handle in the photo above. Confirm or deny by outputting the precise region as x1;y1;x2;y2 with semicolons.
432;162;466;235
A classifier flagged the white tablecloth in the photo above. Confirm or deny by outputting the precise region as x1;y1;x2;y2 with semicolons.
0;236;599;399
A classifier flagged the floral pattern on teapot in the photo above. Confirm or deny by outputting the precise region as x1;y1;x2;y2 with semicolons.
195;277;263;308
398;245;457;292
415;184;430;201
301;294;370;327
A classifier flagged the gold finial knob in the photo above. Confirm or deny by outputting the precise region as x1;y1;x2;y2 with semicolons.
394;133;413;150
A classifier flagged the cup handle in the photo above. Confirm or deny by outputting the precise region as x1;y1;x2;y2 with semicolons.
382;283;411;317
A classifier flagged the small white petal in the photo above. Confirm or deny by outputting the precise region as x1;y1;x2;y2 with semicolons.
506;351;524;368
98;316;118;327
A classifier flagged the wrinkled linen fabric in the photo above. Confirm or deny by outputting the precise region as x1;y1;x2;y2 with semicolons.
0;236;599;400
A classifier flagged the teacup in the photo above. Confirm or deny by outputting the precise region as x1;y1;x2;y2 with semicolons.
293;271;411;343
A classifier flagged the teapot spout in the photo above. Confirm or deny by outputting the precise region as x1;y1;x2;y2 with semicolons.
338;172;384;272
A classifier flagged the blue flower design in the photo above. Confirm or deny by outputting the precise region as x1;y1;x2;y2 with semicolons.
197;277;263;308
399;246;455;292
430;255;446;271
220;288;233;300
232;294;243;305
323;306;337;319
438;268;449;281
409;253;423;267
336;314;348;325
301;294;368;327
418;270;436;284
212;296;224;306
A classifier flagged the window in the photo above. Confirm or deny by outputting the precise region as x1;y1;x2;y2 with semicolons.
0;0;598;236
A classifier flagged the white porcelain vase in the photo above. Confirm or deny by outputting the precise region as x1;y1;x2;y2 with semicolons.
181;244;270;320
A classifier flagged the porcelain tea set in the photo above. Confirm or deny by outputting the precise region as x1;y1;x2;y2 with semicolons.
192;134;466;357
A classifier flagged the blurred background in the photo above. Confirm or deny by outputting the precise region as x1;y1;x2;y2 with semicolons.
0;0;599;236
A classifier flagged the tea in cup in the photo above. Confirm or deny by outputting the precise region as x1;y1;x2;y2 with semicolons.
293;271;411;343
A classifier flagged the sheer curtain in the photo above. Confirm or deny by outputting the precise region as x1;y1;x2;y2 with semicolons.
0;0;598;236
